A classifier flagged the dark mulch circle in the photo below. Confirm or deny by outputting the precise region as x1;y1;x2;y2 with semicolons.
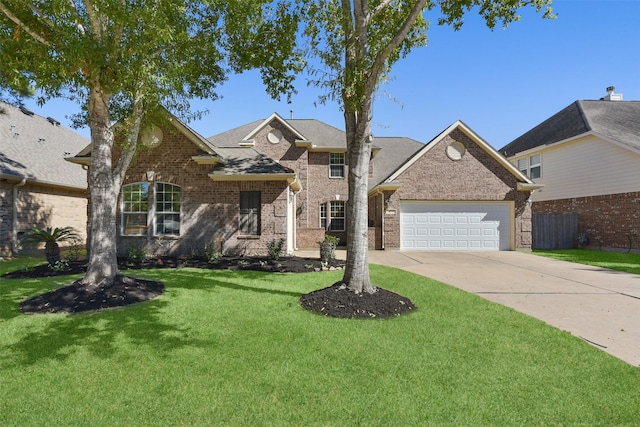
19;275;164;314
300;281;416;319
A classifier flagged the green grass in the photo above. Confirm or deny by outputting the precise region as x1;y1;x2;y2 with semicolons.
533;249;640;275
1;264;639;426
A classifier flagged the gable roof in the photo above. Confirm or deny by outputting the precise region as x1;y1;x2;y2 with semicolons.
371;120;539;194
0;102;89;189
500;100;640;157
369;137;424;189
207;113;348;151
67;108;218;165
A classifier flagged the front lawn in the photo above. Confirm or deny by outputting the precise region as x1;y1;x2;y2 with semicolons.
1;264;639;425
533;249;640;275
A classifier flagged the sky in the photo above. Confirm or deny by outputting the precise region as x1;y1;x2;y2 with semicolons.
22;0;640;150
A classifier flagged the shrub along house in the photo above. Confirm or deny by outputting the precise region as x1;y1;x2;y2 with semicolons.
68;112;539;257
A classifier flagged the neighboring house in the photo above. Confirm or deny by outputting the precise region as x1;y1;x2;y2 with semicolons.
68;112;538;257
500;88;640;250
0;102;89;256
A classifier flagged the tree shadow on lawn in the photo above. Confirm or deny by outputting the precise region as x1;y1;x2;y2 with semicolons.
2;269;306;369
149;268;308;298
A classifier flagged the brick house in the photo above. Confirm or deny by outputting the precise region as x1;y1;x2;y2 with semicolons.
69;112;538;256
500;88;640;250
0;102;89;256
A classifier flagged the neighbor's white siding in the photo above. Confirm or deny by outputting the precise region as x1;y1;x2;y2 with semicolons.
517;135;640;202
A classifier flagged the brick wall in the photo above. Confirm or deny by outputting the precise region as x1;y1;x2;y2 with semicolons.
0;179;87;257
381;129;532;249
0;180;13;256
253;120;350;245
534;191;640;250
114;124;289;257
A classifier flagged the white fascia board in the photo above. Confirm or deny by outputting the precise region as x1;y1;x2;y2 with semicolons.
169;116;216;154
242;112;306;141
385;120;534;186
208;172;301;191
455;121;534;185
517;182;545;191
509;131;640;159
191;155;224;165
65;156;91;166
294;139;347;152
368;182;401;197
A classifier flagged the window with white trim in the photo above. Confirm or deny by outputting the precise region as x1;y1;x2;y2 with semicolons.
320;201;346;231
122;183;149;235
329;152;345;178
121;182;181;236
155;183;181;236
517;154;542;179
239;191;261;235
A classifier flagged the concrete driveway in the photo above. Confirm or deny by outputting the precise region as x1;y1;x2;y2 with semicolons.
297;249;640;365
364;250;640;366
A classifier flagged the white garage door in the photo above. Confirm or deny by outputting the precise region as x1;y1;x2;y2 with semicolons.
400;202;512;250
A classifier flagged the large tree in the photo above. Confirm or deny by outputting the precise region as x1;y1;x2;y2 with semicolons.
0;0;300;289
303;0;553;295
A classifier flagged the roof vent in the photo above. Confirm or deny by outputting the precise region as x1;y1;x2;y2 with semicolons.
19;105;35;116
601;86;623;101
46;117;60;126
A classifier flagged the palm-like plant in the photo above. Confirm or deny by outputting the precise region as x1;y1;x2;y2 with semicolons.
22;226;81;265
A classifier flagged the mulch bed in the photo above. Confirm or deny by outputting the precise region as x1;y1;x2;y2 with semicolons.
300;282;416;319
5;256;415;318
19;275;164;314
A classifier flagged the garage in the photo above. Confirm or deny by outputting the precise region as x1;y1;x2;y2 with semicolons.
400;202;512;250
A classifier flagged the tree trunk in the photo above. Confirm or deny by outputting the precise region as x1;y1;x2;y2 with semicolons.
341;107;376;294
45;242;61;266
82;88;119;289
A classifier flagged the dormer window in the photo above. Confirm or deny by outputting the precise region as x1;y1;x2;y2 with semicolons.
329;152;345;178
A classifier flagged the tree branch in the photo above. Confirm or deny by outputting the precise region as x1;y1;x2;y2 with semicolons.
113;89;144;187
0;1;51;46
364;0;428;98
67;0;85;35
368;0;393;23
81;0;102;39
25;1;56;30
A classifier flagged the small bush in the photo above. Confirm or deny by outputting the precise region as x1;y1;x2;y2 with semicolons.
127;243;147;264
204;240;222;264
319;235;340;263
267;238;285;260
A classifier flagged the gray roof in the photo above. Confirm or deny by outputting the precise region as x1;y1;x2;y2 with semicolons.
0;102;89;189
207;115;425;187
500;100;640;157
369;137;424;189
210;147;294;176
207;117;348;149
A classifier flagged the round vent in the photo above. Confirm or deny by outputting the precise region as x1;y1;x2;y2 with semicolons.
268;129;283;144
141;125;163;148
446;141;466;161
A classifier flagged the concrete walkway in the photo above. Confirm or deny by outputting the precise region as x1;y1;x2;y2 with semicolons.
299;249;640;366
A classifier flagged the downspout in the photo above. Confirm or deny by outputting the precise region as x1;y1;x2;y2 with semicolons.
381;192;386;250
12;178;27;254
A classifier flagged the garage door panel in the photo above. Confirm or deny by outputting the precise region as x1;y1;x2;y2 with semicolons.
400;202;511;251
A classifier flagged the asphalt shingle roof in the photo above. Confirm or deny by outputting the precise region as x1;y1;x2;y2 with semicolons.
210;147;294;176
0;102;89;189
369;137;424;189
500;100;640;157
207;118;348;149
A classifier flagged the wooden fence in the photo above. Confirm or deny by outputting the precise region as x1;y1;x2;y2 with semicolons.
532;213;578;250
